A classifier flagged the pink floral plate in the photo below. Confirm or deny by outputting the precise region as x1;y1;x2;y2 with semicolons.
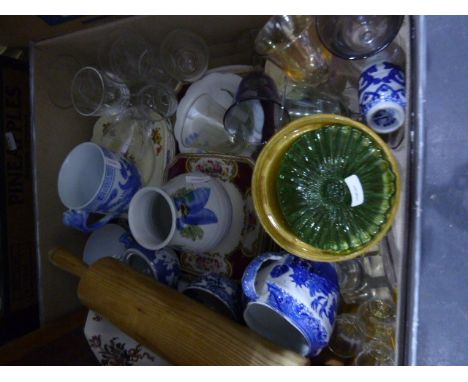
164;153;267;280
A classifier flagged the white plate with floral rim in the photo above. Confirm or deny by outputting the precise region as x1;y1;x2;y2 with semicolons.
164;153;267;280
84;310;170;366
92;112;175;187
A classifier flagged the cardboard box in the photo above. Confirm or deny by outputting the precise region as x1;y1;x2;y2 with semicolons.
29;16;411;350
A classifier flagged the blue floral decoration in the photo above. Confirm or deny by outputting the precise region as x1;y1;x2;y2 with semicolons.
174;187;218;227
185;273;242;321
119;232;136;249
153;254;180;287
266;282;329;357
242;252;340;357
359;62;406;117
63;151;141;233
271;264;289;278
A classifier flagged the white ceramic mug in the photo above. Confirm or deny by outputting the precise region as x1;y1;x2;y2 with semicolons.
128;172;232;252
58;142;141;232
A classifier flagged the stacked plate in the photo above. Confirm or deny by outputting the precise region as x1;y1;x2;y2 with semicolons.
92;112;176;187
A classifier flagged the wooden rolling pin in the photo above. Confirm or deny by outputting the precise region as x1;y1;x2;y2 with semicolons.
49;247;309;366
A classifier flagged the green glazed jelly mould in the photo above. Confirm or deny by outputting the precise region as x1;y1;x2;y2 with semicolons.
277;124;397;254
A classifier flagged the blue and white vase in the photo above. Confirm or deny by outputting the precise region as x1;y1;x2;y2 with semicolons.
58;142;141;233
119;232;180;288
358;61;406;134
182;273;242;322
242;252;340;357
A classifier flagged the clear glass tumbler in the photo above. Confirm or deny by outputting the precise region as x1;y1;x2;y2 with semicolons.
134;83;178;120
353;340;395;366
357;298;396;346
328;314;364;359
255;15;330;85
71;66;131;117
284;82;347;121
160;29;209;83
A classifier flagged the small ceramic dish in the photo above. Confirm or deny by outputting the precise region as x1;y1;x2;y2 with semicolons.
252;114;400;262
164;153;266;280
92;112;175;187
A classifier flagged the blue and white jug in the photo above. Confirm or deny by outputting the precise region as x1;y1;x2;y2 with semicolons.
242;252;340;357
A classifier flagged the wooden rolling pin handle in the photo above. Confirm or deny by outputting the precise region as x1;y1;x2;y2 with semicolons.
48;247;88;279
48;247;310;365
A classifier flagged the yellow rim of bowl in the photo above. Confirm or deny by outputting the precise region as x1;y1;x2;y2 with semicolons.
252;114;401;262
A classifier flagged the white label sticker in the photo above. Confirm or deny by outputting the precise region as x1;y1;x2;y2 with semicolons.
186;175;211;184
345;175;365;207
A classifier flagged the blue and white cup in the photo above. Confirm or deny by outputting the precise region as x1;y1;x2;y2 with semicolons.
358;61;406;134
181;273;242;322
242;252;340;357
83;224;129;265
119;232;180;288
58;142;141;233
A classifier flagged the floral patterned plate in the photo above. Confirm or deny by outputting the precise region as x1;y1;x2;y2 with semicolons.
84;310;170;366
164;153;267;280
92;112;175;187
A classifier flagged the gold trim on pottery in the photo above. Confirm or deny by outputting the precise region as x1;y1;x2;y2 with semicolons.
252;114;401;262
185;156;239;182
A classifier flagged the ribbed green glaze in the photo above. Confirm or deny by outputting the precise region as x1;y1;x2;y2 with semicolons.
277;124;397;253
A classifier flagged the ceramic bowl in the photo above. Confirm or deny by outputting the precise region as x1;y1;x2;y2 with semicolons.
174;72;243;154
83;224;128;265
252;114;400;262
122;246;180;288
181;273;242;322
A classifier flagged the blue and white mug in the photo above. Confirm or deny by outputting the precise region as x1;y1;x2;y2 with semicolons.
181;273;242;322
358;61;406;134
242;252;340;357
120;232;180;288
58;142;141;233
